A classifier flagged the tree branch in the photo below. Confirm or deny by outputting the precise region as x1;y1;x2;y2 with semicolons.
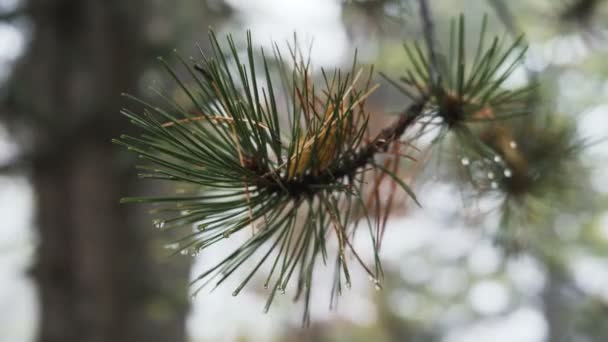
487;0;520;37
263;100;427;196
417;0;440;82
0;6;27;21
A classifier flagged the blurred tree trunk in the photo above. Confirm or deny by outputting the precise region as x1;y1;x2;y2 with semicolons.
542;270;571;342
8;1;191;341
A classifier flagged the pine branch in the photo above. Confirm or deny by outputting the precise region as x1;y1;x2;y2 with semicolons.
260;100;426;199
115;30;427;322
471;113;591;253
384;14;536;161
115;13;539;322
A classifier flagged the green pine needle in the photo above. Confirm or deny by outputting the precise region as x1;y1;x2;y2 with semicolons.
385;15;536;154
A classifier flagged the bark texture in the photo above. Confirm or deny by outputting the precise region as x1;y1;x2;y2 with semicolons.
5;1;191;341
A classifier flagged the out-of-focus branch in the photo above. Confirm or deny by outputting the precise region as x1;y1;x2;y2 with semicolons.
0;5;28;21
417;0;440;82
0;156;25;175
487;0;520;37
487;0;539;108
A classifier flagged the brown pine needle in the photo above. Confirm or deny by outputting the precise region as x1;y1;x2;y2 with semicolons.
161;114;270;130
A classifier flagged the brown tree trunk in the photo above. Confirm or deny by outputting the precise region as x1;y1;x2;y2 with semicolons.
8;1;191;341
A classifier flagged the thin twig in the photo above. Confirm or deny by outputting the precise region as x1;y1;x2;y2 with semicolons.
487;0;520;37
262;99;427;197
0;7;26;21
417;0;440;83
487;0;539;87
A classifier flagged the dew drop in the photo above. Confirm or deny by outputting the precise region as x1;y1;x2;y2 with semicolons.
163;242;179;250
461;157;470;166
153;219;165;229
280;288;286;294
509;141;518;149
180;249;189;256
491;181;499;189
374;281;382;291
493;155;502;163
503;169;512;178
487;171;495;180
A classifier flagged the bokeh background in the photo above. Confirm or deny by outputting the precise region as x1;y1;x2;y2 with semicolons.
1;0;608;341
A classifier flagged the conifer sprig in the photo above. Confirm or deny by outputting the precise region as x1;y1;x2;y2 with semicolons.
382;14;535;158
114;31;423;322
115;13;539;322
472;115;592;252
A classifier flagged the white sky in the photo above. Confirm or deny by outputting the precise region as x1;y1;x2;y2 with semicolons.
224;0;348;68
